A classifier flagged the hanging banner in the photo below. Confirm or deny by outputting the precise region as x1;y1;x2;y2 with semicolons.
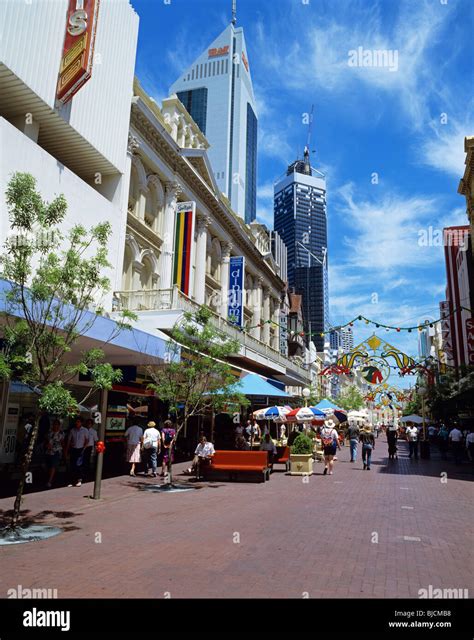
228;256;245;327
173;202;196;297
466;318;474;365
280;309;288;356
56;0;100;104
0;404;19;464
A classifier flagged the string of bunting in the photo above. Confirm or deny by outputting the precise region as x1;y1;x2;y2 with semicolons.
239;305;472;338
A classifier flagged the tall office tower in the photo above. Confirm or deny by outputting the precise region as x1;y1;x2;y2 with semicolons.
330;329;341;351
340;326;354;353
169;5;257;223
274;148;328;351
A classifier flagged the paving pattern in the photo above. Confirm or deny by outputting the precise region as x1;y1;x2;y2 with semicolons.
1;438;473;599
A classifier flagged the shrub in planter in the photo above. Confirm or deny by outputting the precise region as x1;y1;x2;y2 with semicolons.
291;433;314;455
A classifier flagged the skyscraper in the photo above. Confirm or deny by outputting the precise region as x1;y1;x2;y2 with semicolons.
169;8;257;223
274;148;328;351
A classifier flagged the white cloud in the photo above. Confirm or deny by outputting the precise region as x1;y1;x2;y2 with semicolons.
335;182;441;272
254;0;452;131
417;122;471;178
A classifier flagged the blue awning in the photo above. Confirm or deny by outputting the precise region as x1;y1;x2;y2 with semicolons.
315;398;344;412
233;373;290;398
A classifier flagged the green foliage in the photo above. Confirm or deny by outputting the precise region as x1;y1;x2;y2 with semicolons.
337;385;365;411
403;393;421;416
0;173;130;410
291;433;314;455
38;382;78;416
148;307;249;423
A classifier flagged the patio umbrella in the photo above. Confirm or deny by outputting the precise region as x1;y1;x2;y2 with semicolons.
314;399;347;423
252;406;290;421
399;414;423;424
285;407;316;422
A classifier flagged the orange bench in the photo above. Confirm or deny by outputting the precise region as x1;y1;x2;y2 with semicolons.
274;446;290;471
203;450;270;482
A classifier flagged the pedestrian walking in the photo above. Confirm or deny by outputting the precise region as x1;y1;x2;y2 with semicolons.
360;425;375;470
161;420;176;477
44;419;64;488
142;421;161;477
405;424;419;460
449;426;464;465
83;418;98;479
466;429;474;462
124;421;143;476
320;421;341;476
65;417;89;487
387;425;398;460
347;422;360;462
438;424;449;460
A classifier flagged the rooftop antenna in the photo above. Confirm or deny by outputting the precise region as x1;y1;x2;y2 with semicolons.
303;104;314;175
232;0;237;25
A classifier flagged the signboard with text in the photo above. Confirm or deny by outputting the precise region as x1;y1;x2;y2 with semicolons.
228;256;245;327
173;202;196;297
466;318;474;365
56;0;100;104
0;404;19;464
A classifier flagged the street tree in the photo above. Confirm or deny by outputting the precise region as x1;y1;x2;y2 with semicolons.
0;173;132;531
337;384;365;411
147;306;249;485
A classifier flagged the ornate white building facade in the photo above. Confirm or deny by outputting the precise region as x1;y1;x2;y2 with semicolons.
113;80;310;388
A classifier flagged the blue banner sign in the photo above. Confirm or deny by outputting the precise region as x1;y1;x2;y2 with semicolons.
228;256;245;327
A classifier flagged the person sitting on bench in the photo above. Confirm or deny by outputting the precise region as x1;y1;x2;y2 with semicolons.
187;436;215;475
260;433;277;470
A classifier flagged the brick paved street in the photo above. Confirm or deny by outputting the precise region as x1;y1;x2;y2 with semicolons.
1;438;473;599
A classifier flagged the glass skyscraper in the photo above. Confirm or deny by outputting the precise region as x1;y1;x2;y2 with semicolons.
169;19;257;224
274;149;329;351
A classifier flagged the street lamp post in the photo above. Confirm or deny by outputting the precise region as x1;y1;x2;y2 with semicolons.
302;387;311;408
417;384;430;459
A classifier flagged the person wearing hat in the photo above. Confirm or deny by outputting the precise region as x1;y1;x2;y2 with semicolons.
359;425;375;470
142;421;161;477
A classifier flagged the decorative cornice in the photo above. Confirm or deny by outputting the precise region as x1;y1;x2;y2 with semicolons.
127;133;140;154
221;241;233;258
130;102;284;291
197;214;212;231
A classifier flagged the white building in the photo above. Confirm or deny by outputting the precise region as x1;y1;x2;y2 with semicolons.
114;80;309;389
169;17;257;224
0;0;139;310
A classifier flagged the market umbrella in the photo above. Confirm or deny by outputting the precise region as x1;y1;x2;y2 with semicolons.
314;399;347;423
252;406;291;421
285;407;317;422
399;414;423;424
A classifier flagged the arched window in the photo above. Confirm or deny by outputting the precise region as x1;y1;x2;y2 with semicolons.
145;176;165;233
140;256;153;290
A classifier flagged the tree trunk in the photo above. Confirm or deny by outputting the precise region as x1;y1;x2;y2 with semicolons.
10;419;39;529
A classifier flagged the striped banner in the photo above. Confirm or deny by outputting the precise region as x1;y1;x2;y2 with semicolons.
173;201;195;296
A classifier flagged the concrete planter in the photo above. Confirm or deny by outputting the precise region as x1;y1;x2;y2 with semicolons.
290;453;313;475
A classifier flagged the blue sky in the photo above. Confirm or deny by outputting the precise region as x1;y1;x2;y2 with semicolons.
131;0;473;388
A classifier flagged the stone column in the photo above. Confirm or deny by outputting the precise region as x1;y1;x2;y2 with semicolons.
161;181;182;291
220;242;232;320
251;277;263;340
262;287;271;344
136;190;147;221
272;299;280;351
195;215;210;305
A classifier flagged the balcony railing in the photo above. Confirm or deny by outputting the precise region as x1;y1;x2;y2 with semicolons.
113;287;310;380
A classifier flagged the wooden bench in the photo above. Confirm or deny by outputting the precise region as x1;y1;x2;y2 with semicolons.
274;446;290;471
202;450;270;482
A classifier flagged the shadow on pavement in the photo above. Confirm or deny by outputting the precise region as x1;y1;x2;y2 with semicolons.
0;508;83;532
